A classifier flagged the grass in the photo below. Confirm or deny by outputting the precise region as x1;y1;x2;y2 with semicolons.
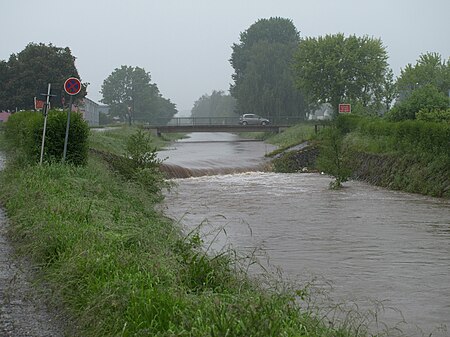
267;123;317;149
89;126;184;155
0;127;380;336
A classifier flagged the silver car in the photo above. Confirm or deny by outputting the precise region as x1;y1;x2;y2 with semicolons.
239;114;270;126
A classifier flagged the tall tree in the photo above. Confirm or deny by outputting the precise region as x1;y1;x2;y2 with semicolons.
230;17;307;120
293;34;389;116
397;52;450;101
191;90;237;119
0;43;85;111
101;65;177;125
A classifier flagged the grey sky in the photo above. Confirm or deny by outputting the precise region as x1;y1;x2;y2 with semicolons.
1;0;449;112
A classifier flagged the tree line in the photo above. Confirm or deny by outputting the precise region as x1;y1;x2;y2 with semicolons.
2;20;448;125
0;43;177;125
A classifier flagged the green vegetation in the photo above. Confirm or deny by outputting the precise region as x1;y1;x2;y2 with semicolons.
293;34;389;116
273;114;449;197
316;127;352;189
101;65;177;125
191;90;237;119
0;43;85;111
0;123;376;336
230;17;308;119
5;110;89;166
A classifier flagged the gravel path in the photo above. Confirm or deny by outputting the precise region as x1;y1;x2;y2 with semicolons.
0;153;65;336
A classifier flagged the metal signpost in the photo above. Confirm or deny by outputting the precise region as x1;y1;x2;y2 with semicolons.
63;77;82;162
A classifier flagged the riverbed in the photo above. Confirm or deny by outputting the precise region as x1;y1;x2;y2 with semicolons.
161;133;450;336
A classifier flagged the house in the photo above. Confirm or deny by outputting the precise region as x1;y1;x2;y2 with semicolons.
308;103;333;120
78;97;102;127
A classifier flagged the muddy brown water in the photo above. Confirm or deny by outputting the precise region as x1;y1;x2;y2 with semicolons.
161;133;450;336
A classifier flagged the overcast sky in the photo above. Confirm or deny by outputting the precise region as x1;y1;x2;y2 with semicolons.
1;0;449;112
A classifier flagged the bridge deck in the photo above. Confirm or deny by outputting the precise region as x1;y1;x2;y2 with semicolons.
148;124;283;134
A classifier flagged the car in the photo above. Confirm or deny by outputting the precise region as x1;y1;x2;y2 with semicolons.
239;114;270;126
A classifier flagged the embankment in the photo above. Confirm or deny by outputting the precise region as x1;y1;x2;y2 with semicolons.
272;145;450;198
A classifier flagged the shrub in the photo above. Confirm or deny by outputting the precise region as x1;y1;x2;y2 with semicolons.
316;127;352;188
97;129;168;198
5;110;89;166
416;108;450;123
386;84;449;121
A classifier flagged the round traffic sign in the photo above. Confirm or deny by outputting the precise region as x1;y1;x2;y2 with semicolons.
64;77;82;95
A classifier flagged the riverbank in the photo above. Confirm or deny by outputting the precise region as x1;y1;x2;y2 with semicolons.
268;116;450;198
0;127;370;336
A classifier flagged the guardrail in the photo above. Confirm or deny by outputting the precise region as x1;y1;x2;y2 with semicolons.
147;116;310;127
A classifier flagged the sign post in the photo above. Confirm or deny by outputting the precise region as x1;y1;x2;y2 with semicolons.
339;104;351;114
63;77;82;162
39;83;52;165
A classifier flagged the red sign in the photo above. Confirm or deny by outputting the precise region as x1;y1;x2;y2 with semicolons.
339;104;351;113
64;77;82;95
34;97;47;110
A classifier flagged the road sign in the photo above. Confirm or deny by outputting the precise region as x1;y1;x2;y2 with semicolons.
339;104;351;113
64;77;81;95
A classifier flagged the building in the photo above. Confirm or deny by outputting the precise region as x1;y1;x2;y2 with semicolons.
78;97;105;127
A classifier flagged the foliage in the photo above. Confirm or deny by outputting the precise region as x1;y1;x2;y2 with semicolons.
191;90;237;119
95;129;167;197
0;43;86;111
416;108;450;123
316;127;352;189
396;52;450;100
230;17;307;119
380;68;398;112
293;34;389;116
100;65;177;125
4;110;89;165
386;84;449;121
356;118;450;156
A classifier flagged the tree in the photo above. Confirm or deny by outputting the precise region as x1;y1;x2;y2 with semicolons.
397;52;450;101
293;34;389;116
230;17;307;120
191;90;237;119
100;65;177;125
380;68;398;112
0;43;85;111
386;84;449;121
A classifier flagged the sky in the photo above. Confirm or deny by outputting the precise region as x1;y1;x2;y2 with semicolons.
1;0;449;112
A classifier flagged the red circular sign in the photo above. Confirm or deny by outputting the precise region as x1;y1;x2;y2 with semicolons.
64;77;82;95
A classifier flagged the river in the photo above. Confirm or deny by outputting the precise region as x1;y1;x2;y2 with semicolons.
160;133;450;336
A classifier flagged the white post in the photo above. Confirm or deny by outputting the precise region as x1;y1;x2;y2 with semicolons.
39;83;51;165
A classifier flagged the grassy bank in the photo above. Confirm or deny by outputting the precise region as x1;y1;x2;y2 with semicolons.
0;127;370;336
269;116;450;198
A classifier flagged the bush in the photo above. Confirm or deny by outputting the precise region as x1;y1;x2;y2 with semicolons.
386;84;449;121
96;129;168;198
316;127;352;188
5;110;90;166
335;114;362;134
416;108;450;123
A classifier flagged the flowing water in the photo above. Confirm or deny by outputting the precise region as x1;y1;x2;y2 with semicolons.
161;133;450;336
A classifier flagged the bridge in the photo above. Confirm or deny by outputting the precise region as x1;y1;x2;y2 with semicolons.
144;116;325;136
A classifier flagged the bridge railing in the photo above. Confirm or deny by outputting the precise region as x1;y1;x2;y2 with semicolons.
149;116;309;127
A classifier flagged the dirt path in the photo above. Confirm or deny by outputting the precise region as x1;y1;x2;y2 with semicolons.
0;153;65;336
